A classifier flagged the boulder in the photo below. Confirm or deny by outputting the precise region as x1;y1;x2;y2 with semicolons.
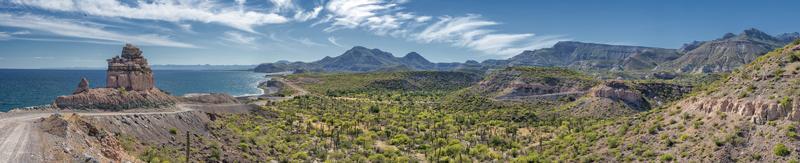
73;77;90;94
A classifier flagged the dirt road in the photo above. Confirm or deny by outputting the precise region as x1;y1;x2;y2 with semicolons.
0;104;195;163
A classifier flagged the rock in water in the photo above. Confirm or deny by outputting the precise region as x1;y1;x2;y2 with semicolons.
55;44;176;110
73;77;90;94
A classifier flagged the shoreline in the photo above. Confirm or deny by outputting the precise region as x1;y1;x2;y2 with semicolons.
2;71;289;112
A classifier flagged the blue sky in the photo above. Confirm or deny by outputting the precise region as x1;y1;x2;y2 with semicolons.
0;0;798;68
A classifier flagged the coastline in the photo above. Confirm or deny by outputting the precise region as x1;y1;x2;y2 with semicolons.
234;71;293;100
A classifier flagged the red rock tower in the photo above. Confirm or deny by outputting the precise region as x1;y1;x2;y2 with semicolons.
106;44;155;91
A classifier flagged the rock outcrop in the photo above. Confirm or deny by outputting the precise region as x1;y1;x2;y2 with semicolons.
73;78;89;94
589;81;649;109
567;80;692;119
475;67;598;100
106;44;155;91
55;44;176;110
55;88;176;110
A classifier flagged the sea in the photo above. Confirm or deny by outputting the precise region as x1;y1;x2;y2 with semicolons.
0;69;267;111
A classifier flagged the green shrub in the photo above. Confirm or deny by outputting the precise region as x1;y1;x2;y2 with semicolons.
660;154;674;162
780;97;793;109
169;128;178;135
607;137;621;148
774;143;790;157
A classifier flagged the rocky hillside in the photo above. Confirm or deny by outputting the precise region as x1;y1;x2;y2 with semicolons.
660;28;799;73
567;80;692;118
507;41;682;71
676;40;800;123
574;42;800;162
254;46;462;73
474;66;599;100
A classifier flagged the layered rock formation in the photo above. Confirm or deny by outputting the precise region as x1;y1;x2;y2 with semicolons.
55;44;176;110
107;44;155;91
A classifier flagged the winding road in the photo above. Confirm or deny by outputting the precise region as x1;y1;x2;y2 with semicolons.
0;105;195;163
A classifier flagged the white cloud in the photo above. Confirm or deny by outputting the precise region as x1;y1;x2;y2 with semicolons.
11;30;31;35
0;13;196;48
294;6;324;22
11;37;120;45
317;1;562;56
33;56;55;60
293;37;326;47
11;0;290;33
270;0;296;12
323;0;413;34
178;24;194;33
328;36;344;47
414;15;567;56
221;31;257;45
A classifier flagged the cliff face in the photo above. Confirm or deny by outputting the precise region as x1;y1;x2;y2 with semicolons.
55;44;176;110
107;44;155;91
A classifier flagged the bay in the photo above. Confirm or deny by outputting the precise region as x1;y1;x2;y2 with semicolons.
0;69;265;111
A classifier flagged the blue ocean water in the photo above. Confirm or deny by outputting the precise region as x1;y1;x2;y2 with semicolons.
0;69;266;111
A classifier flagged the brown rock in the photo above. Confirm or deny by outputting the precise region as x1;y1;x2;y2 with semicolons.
55;88;177;110
106;44;154;91
73;77;90;94
590;80;648;109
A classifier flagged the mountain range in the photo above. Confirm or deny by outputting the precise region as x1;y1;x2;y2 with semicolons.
255;28;799;74
254;46;463;73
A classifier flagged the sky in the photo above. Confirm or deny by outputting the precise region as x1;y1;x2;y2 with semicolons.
0;0;799;69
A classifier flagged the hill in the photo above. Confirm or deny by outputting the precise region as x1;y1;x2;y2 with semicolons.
473;66;598;100
588;40;800;162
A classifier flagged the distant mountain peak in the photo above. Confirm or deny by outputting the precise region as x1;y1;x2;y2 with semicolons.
738;28;776;41
402;52;424;59
721;33;736;39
